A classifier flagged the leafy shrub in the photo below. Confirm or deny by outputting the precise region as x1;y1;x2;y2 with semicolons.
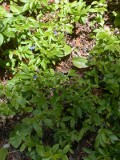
0;69;91;159
84;28;120;160
0;0;90;71
0;0;120;160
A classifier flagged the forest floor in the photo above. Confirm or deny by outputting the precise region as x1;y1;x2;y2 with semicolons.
0;1;120;160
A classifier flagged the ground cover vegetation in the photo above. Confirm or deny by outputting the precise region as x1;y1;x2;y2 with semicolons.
0;0;120;159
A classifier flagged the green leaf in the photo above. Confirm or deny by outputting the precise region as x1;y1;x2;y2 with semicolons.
72;57;88;68
96;31;110;40
0;6;7;17
42;158;51;160
62;155;68;160
95;134;101;148
21;65;29;74
93;114;102;126
41;59;47;70
78;127;89;141
16;96;26;106
98;148;106;156
20;143;26;152
0;148;8;160
76;106;82;118
70;118;75;128
22;3;29;12
24;107;33;112
3;31;15;38
36;145;45;157
52;144;59;153
10;124;31;148
9;135;22;148
110;135;119;141
63;144;70;154
44;119;53;128
10;3;22;14
63;45;72;56
0;33;4;46
62;116;71;122
101;131;107;143
83;148;93;154
114;15;120;27
41;0;48;6
33;123;42;137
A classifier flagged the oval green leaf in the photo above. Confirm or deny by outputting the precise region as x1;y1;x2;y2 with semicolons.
0;33;4;46
72;57;88;68
10;3;22;14
0;148;8;160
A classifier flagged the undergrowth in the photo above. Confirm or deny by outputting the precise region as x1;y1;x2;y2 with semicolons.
0;0;120;160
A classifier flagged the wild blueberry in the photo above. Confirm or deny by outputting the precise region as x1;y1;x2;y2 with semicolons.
53;31;58;35
29;45;36;51
33;75;37;80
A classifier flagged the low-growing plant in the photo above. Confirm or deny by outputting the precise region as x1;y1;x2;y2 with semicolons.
83;28;120;160
0;0;120;160
0;58;119;159
0;0;91;72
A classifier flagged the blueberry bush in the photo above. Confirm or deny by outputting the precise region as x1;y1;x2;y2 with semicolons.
0;0;120;160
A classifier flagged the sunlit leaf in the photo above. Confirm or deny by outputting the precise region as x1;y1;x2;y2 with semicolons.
10;3;22;14
63;45;72;56
72;57;88;68
0;33;4;46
